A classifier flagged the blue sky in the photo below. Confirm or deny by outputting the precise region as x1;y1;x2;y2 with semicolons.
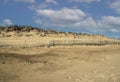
0;0;120;38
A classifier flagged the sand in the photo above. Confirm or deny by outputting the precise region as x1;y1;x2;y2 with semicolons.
0;45;120;82
0;27;120;82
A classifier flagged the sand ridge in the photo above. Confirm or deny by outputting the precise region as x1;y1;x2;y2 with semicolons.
0;26;120;47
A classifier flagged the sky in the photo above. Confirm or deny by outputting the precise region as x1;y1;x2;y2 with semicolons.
0;0;120;38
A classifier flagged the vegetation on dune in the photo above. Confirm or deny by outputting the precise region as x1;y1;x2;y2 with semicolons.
0;25;104;37
0;25;120;47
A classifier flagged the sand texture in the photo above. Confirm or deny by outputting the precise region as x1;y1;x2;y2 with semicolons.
0;45;120;82
0;26;120;82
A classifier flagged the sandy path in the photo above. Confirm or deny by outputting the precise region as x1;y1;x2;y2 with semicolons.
0;45;120;82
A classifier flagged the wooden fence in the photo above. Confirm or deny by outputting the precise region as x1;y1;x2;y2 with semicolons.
0;40;120;48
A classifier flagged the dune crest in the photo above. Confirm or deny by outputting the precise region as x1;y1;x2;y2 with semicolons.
0;25;120;47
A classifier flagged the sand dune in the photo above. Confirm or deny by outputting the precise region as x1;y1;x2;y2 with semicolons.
0;26;120;82
0;26;120;47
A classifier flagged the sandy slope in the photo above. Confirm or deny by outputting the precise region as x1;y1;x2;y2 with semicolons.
0;27;120;47
0;36;119;47
0;45;120;82
0;27;120;82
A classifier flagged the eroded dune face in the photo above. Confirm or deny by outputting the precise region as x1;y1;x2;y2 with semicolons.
0;45;120;82
0;26;120;47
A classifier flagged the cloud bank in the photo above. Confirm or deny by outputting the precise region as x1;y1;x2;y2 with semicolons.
35;8;120;33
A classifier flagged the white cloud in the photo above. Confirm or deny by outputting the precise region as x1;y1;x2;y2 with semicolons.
70;0;100;3
109;0;120;14
14;0;35;3
97;16;120;33
46;0;57;5
28;3;49;10
28;0;55;10
1;19;13;25
35;8;100;33
36;8;86;25
74;17;97;28
98;16;120;28
34;7;120;33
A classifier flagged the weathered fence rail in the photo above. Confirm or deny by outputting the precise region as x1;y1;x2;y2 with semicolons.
0;40;120;48
49;40;117;46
